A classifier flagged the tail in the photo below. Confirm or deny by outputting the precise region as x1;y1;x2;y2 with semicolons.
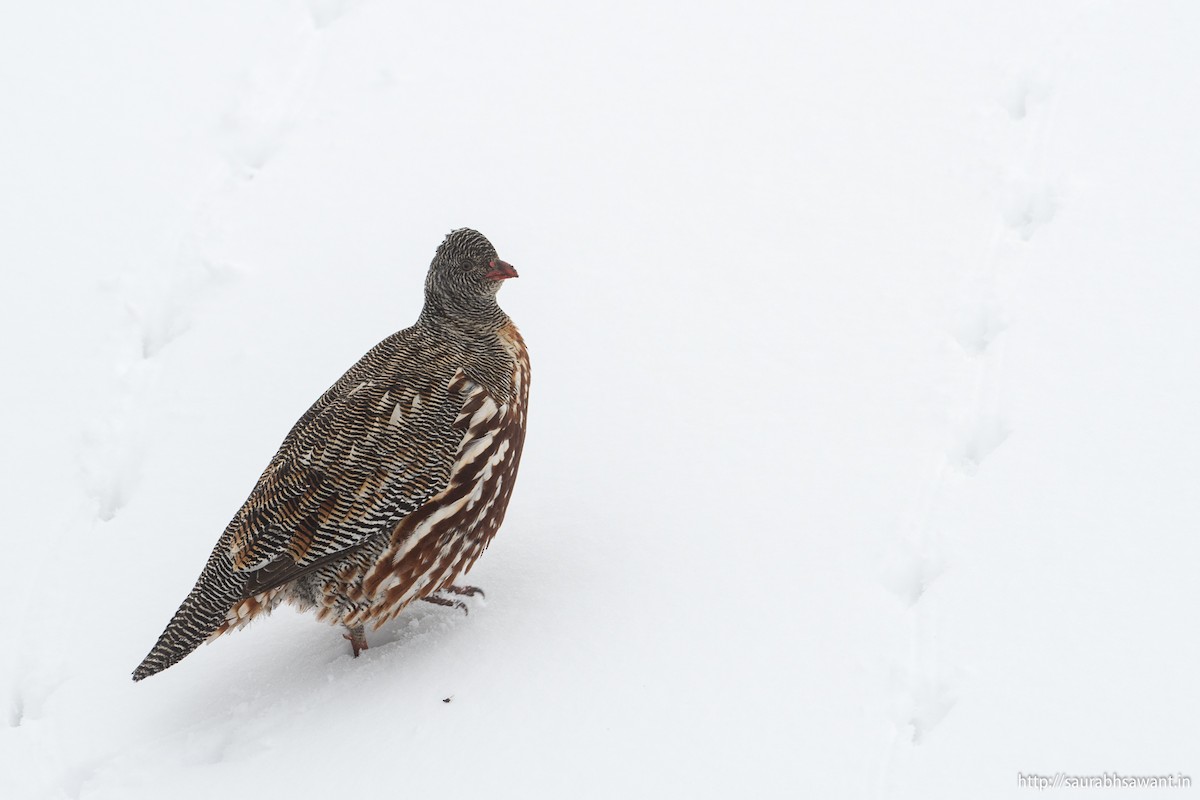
133;546;247;681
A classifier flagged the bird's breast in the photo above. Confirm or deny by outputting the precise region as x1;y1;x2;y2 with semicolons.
355;322;529;618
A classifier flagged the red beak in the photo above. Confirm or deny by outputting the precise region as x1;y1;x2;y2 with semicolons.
485;260;519;280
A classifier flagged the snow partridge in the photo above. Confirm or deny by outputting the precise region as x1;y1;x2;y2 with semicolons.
133;228;529;680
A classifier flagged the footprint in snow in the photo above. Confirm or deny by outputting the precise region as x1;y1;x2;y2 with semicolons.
950;415;1010;474
883;544;947;607
953;298;1008;356
7;691;23;728
904;679;957;744
1002;180;1058;241
79;410;141;522
217;56;315;177
304;0;369;28
1001;71;1052;121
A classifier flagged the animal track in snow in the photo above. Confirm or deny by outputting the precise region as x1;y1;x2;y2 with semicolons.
182;727;235;766
950;414;1010;474
5;668;62;730
126;254;235;358
79;424;139;522
217;30;324;177
77;354;143;523
1001;71;1051;121
884;538;947;607
303;0;369;28
897;676;958;744
953;294;1009;356
1002;179;1057;241
7;691;23;727
881;54;1066;790
79;256;233;522
59;762;98;800
80;3;326;521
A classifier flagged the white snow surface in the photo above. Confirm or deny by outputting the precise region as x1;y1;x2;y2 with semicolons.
3;2;1199;797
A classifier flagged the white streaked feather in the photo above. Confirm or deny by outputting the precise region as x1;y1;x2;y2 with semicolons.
388;402;405;427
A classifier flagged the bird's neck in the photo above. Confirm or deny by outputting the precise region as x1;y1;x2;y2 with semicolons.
419;292;510;334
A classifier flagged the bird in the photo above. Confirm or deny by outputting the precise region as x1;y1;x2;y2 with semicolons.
133;228;529;681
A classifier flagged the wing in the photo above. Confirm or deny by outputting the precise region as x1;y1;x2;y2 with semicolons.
223;331;472;597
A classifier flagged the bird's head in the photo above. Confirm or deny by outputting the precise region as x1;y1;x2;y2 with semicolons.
425;228;517;304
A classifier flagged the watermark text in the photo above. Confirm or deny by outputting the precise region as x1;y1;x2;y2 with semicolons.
1018;772;1191;790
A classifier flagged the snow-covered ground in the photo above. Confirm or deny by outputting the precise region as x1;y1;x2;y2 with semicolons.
3;2;1198;797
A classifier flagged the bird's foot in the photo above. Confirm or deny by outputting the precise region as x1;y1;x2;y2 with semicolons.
421;594;470;615
421;585;485;615
343;625;369;657
443;584;485;599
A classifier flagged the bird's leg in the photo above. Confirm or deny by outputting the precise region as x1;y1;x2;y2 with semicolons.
421;594;470;615
342;625;369;657
443;585;485;599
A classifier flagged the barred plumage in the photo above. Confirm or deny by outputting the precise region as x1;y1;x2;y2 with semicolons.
133;229;529;681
